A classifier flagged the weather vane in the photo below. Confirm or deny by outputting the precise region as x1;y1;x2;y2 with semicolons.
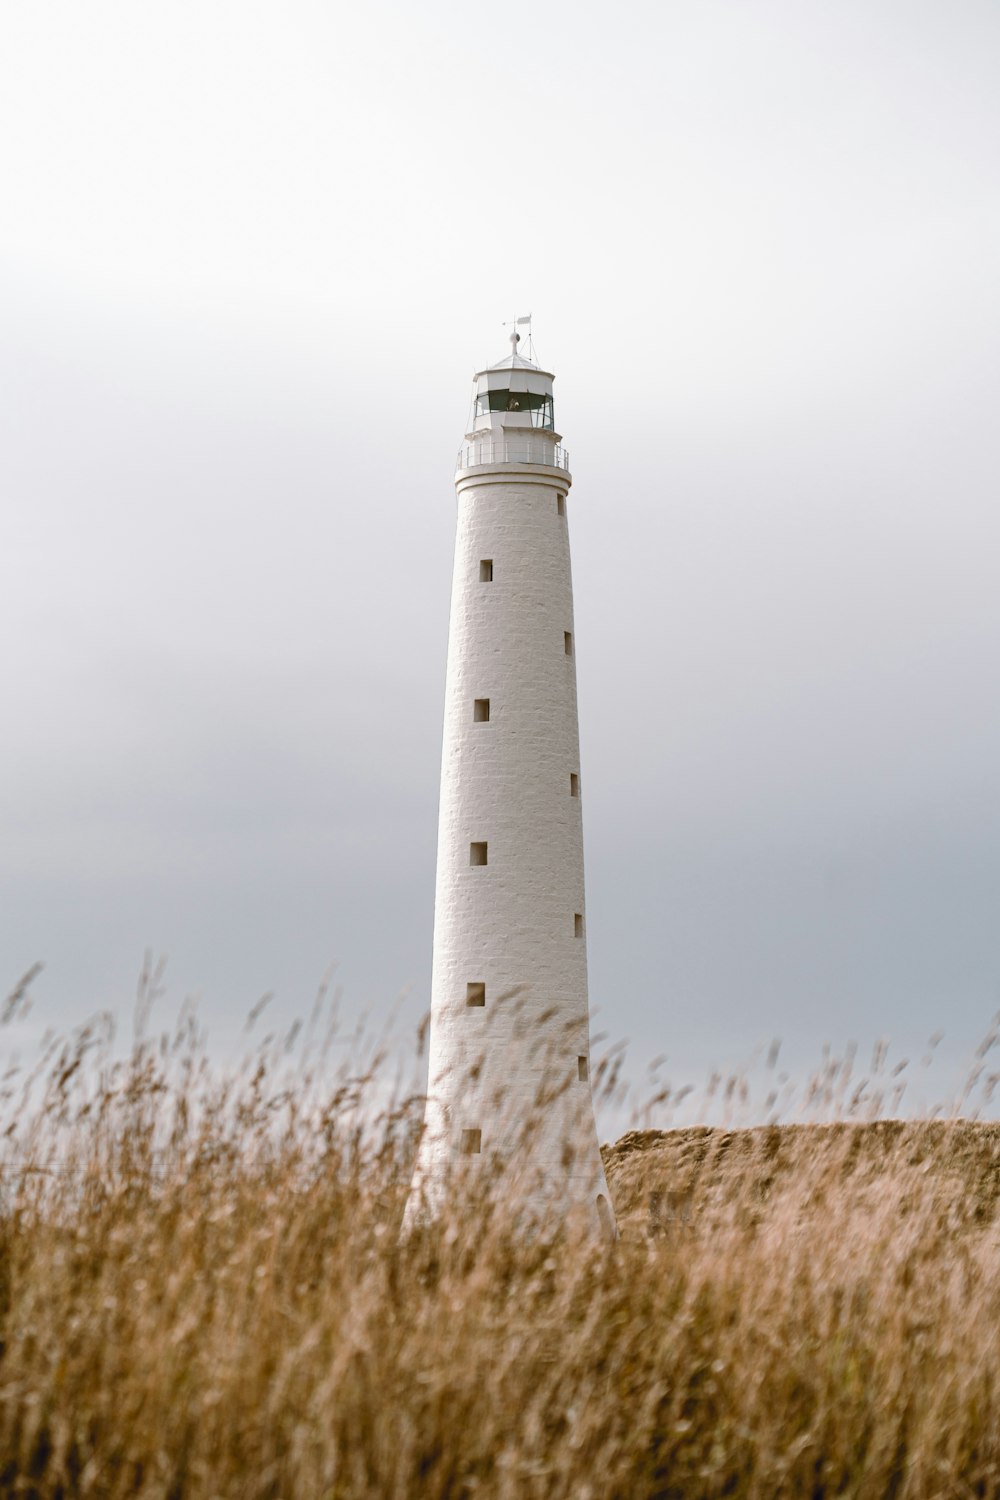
503;313;532;357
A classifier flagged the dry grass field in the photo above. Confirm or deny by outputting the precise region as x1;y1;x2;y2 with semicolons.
1;979;999;1498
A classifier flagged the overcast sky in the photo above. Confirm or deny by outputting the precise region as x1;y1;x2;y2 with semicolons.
2;1;998;1121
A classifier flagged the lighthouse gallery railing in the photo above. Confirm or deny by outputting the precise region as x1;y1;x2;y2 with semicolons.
456;439;570;472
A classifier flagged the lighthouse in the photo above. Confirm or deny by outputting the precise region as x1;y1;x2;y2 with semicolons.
403;327;617;1239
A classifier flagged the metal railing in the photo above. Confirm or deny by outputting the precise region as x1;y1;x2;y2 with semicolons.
456;439;570;472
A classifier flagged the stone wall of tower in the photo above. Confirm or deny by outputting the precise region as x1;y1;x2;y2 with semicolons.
406;460;615;1232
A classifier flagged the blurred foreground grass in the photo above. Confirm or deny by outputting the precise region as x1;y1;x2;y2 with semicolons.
1;973;999;1498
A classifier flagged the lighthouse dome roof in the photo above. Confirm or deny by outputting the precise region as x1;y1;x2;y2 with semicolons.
475;350;555;381
485;349;546;371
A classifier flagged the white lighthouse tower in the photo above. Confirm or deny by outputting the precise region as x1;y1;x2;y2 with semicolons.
404;327;617;1239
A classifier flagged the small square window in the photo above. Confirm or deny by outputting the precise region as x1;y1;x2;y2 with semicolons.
470;842;488;866
466;982;486;1007
479;559;493;582
564;631;573;656
474;698;490;723
578;1055;589;1081
574;912;584;938
461;1128;482;1155
570;773;579;798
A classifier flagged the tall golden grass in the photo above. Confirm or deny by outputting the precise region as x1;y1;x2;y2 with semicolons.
2;967;999;1498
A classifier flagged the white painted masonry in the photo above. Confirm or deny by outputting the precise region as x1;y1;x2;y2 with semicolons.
404;337;617;1238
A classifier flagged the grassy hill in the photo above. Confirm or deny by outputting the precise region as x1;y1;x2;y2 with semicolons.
605;1117;1000;1238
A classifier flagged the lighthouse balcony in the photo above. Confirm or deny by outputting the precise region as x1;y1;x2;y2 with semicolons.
456;438;570;472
